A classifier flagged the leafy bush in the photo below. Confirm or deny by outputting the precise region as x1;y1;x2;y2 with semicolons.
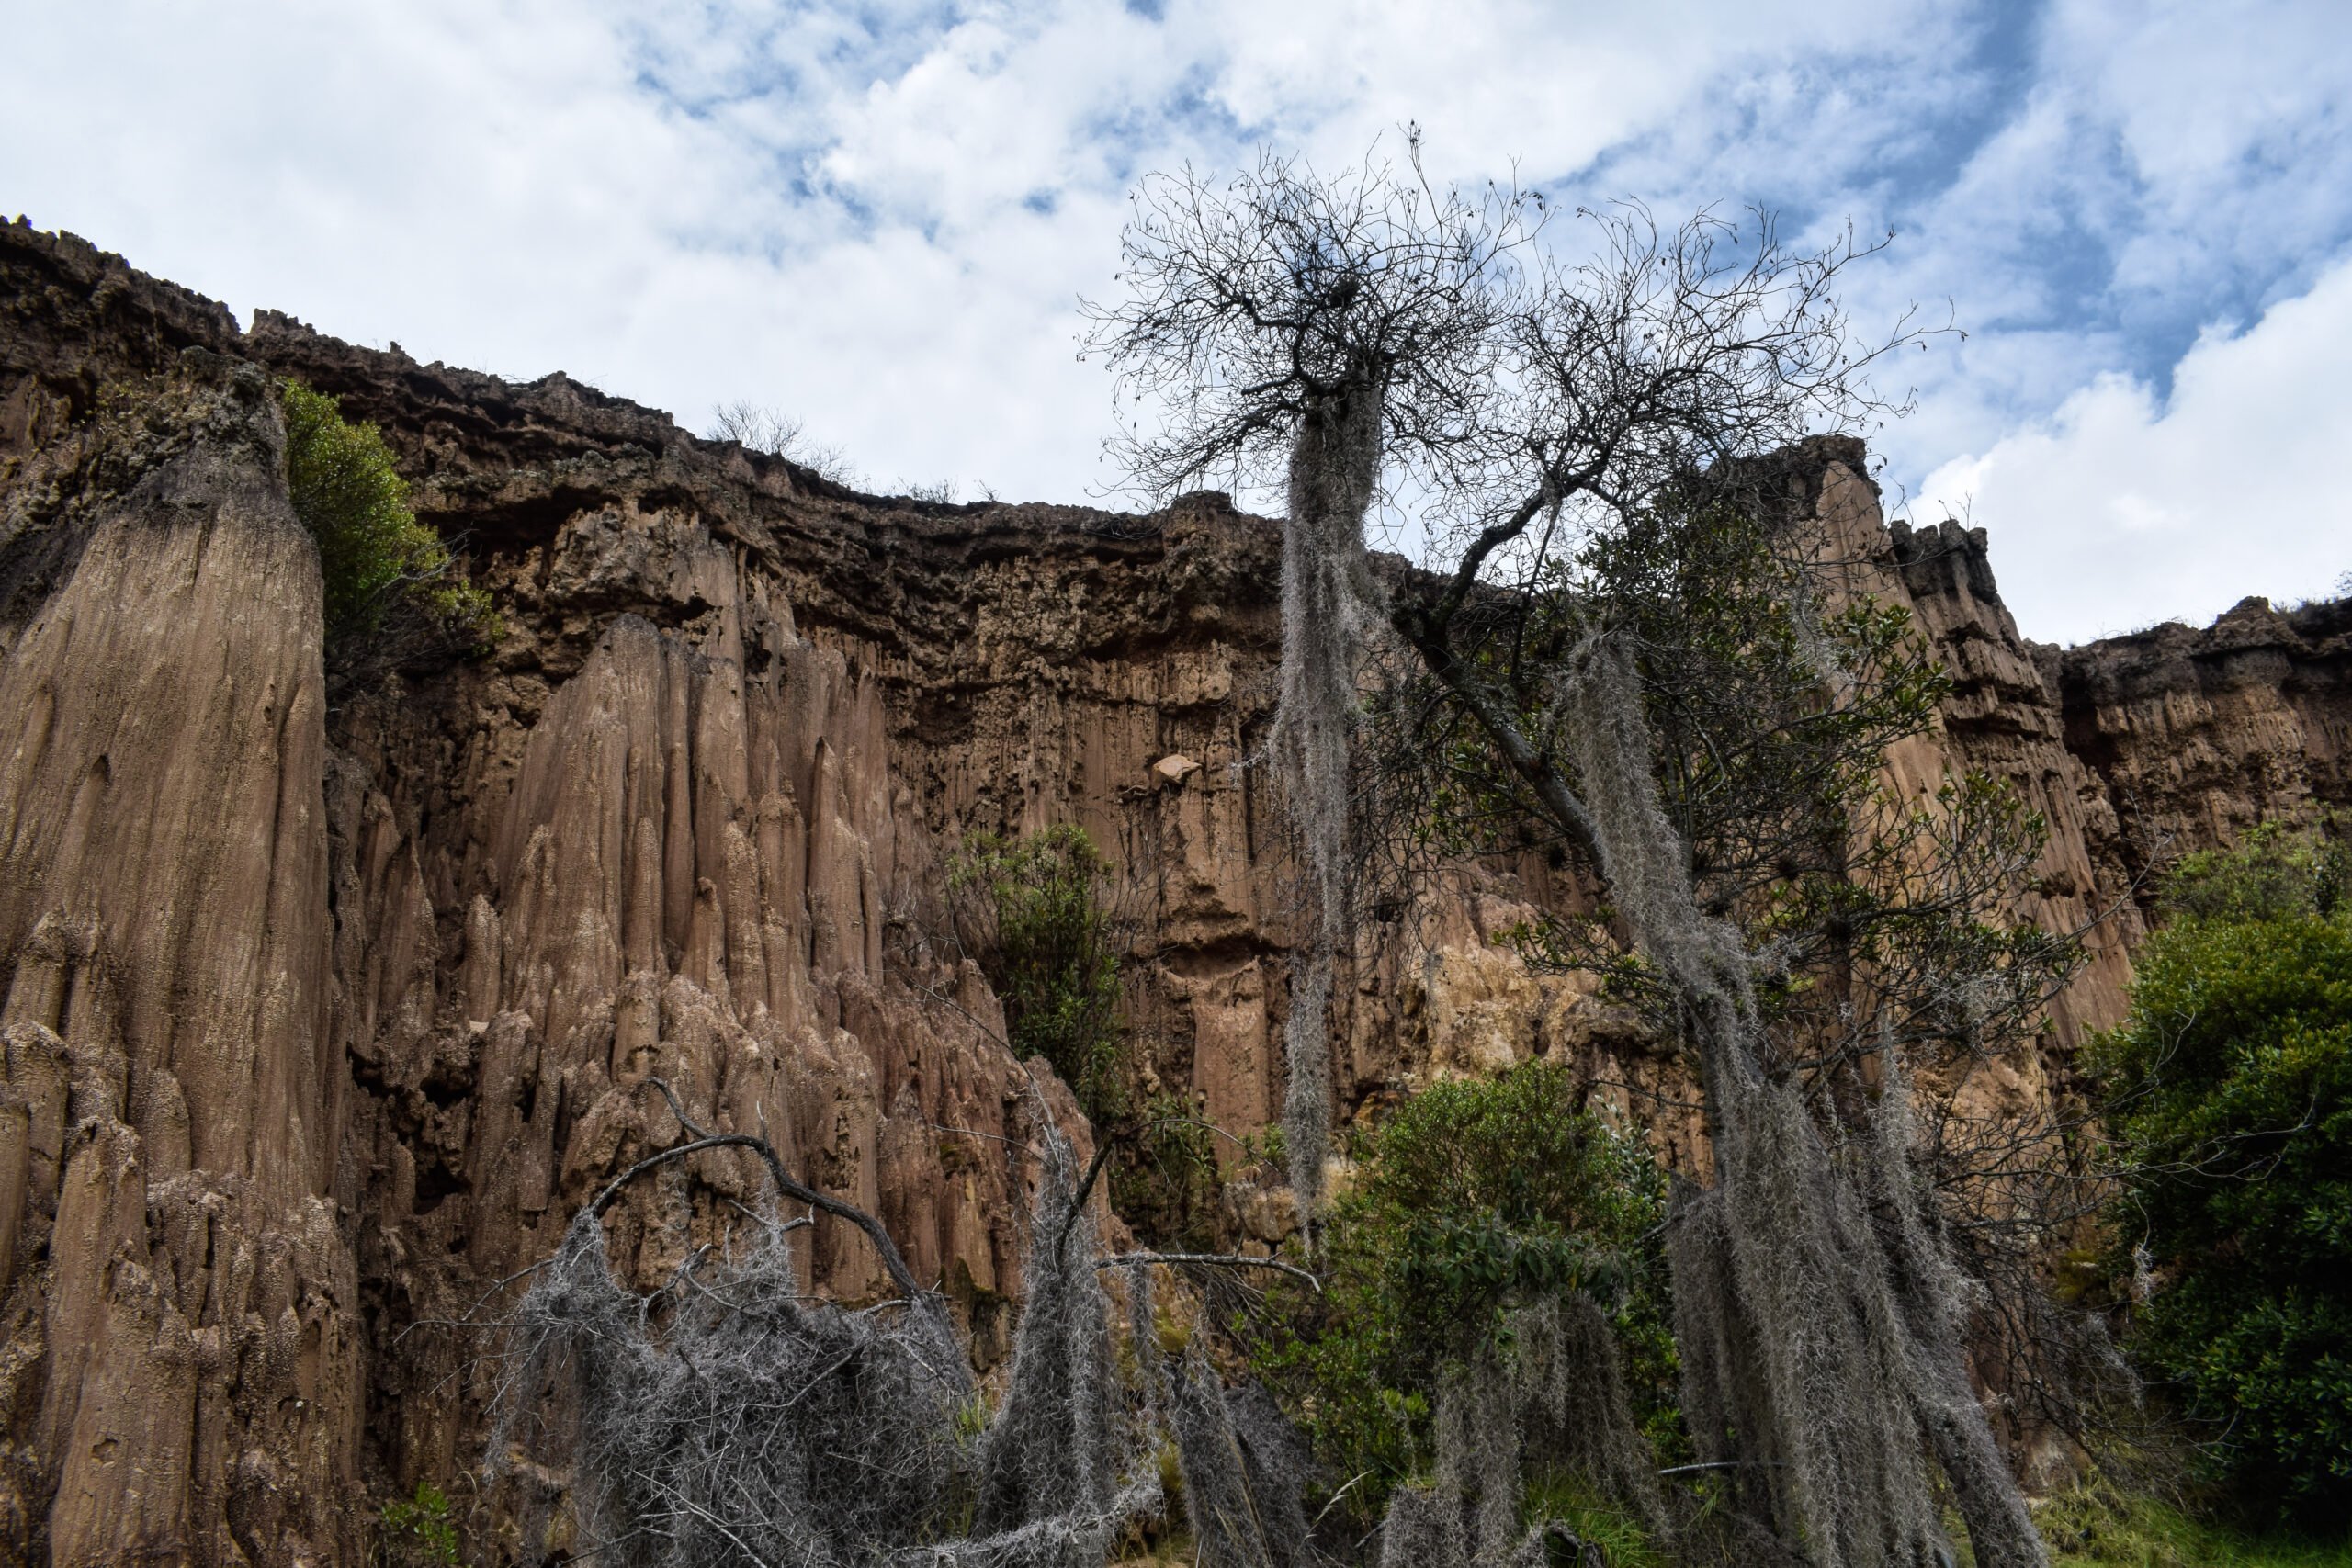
1242;1062;1672;1522
1109;1091;1224;1252
377;1481;461;1566
278;379;496;672
2161;822;2350;925
951;827;1227;1248
951;825;1126;1119
2089;826;2352;1524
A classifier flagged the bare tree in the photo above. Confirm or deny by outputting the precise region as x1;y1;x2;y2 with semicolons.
707;400;869;489
1090;142;1540;1236
1088;135;2066;1568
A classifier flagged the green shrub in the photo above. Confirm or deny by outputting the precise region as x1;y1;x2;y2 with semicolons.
1241;1061;1672;1524
950;825;1126;1119
278;379;496;667
2088;827;2352;1525
1108;1090;1224;1252
951;826;1227;1248
2161;822;2351;925
378;1481;461;1566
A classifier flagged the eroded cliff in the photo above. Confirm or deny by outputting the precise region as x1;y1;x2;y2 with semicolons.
2;220;2346;1565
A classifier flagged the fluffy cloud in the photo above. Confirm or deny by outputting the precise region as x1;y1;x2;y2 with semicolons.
1922;253;2352;642
0;0;1943;498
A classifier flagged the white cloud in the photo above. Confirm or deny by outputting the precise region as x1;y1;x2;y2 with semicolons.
1920;252;2352;643
0;0;1941;500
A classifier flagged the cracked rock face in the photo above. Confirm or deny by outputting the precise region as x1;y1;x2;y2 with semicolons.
2;220;2346;1564
0;347;356;1565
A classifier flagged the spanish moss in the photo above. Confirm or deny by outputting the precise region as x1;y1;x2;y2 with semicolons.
497;1124;1164;1568
1557;632;2044;1568
1272;384;1383;1234
1375;1294;1662;1568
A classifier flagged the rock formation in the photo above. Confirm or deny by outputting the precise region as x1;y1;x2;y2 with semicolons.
0;218;2345;1564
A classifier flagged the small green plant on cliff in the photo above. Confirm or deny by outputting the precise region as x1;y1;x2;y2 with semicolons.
1241;1061;1673;1527
278;379;496;679
951;825;1127;1117
376;1481;462;1567
950;827;1224;1247
2089;824;2352;1527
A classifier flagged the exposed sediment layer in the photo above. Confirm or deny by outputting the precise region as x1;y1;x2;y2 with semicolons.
2;219;2345;1564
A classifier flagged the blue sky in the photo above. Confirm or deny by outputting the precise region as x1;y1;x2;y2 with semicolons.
4;0;2346;642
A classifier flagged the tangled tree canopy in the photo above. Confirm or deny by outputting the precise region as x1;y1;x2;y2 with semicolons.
492;1070;1352;1568
1088;135;2084;1568
494;1084;1174;1567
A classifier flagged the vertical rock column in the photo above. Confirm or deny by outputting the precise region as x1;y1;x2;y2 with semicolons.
0;362;359;1567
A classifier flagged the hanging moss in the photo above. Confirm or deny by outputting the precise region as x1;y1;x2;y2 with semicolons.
1557;636;2046;1568
1271;384;1384;1235
497;1126;1165;1567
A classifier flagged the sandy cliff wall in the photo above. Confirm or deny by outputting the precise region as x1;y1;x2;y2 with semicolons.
0;344;358;1554
2054;595;2351;879
1;219;2346;1564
